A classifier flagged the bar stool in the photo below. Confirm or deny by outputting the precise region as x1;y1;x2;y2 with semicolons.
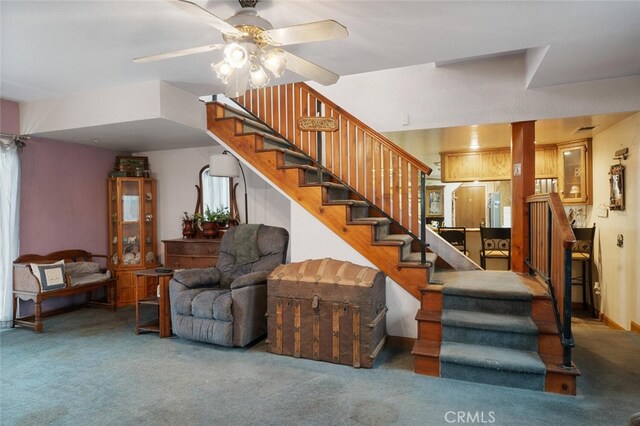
572;225;596;318
480;227;511;270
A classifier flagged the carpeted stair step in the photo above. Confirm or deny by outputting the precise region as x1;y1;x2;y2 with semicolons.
267;147;310;166
403;251;437;265
239;117;275;134
440;341;546;391
378;234;413;259
259;133;291;150
299;165;331;184
322;182;350;202
442;271;532;316
222;104;257;122
351;217;390;240
442;310;539;351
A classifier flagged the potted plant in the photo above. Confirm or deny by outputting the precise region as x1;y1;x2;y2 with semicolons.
181;212;197;238
202;206;219;238
213;206;231;228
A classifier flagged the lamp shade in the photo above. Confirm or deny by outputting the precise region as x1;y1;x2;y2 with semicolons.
209;153;239;178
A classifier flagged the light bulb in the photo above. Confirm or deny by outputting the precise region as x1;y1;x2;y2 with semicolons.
249;64;270;88
211;60;233;84
262;48;286;78
224;43;248;69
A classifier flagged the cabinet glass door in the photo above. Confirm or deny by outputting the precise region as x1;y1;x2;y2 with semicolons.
560;146;586;203
142;179;156;266
121;179;142;266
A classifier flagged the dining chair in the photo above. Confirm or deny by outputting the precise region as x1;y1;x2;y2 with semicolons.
479;227;511;270
438;227;468;256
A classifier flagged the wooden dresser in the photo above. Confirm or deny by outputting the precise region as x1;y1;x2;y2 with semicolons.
162;238;221;269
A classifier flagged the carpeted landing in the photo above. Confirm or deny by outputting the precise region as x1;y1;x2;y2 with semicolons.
1;306;639;426
440;271;545;391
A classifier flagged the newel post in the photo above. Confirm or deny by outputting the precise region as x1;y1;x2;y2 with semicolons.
510;121;536;273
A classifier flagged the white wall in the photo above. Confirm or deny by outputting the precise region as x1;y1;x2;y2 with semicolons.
587;112;640;330
136;142;292;264
311;55;640;132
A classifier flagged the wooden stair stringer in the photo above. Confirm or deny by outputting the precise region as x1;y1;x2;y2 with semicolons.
207;106;427;299
424;226;481;271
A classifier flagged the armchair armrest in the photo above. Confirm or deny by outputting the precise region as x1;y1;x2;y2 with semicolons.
172;267;221;289
230;271;271;290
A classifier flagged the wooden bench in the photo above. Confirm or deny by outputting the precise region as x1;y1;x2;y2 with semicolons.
13;249;117;333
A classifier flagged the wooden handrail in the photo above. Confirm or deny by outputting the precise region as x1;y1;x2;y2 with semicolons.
526;192;575;367
298;83;433;174
236;82;432;237
527;194;575;249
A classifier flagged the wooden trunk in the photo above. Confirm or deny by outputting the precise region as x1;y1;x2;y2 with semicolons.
267;258;387;368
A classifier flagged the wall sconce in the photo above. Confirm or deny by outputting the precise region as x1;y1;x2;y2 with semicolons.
209;151;248;224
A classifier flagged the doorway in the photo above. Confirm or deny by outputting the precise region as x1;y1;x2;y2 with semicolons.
453;185;486;228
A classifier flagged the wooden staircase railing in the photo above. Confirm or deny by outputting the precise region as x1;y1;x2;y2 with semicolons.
235;82;432;238
526;193;576;368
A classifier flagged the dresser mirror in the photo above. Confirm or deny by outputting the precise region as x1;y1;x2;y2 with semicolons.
197;165;237;219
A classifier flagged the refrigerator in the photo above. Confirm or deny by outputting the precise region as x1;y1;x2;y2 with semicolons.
488;192;501;227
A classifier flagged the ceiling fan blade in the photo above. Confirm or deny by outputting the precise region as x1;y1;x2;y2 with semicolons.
225;67;250;98
261;20;348;46
283;51;339;86
134;44;224;63
169;0;244;36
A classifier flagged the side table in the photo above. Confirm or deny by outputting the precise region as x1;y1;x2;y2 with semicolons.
134;269;173;338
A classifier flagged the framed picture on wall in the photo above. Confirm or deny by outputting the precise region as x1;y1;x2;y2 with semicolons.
426;186;445;218
609;164;624;210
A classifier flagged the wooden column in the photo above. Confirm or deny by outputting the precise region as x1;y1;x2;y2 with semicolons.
510;121;536;273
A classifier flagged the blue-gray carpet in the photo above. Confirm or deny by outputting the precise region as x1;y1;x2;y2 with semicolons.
440;271;545;391
1;307;639;426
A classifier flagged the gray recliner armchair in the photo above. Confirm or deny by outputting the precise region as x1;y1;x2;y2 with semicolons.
169;224;289;347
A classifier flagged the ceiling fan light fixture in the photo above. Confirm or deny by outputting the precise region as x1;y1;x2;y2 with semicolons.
249;64;270;88
212;60;234;84
262;48;287;78
224;42;249;68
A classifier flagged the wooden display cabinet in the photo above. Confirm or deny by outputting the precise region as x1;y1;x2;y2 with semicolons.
108;178;159;306
557;139;591;205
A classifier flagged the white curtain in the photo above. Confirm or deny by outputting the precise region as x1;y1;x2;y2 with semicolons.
0;138;21;328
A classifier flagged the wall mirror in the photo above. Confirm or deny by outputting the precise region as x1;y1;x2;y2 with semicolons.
197;165;237;218
609;164;625;211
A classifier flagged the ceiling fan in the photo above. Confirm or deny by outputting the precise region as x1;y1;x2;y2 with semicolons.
134;0;348;97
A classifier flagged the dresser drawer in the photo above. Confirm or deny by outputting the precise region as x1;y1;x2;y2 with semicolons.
164;255;217;270
164;240;220;256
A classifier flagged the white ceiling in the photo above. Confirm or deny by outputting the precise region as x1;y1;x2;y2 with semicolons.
2;1;640;153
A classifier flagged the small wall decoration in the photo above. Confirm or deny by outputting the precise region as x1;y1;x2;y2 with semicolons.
426;186;445;218
609;164;625;210
115;156;149;177
296;117;339;132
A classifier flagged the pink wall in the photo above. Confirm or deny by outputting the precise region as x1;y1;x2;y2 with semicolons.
3;98;127;316
4;98;122;257
20;138;123;255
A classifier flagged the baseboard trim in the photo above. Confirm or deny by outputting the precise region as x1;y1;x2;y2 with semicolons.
387;335;416;349
600;313;625;331
631;321;640;334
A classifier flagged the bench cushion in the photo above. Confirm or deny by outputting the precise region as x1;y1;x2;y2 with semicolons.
30;261;66;292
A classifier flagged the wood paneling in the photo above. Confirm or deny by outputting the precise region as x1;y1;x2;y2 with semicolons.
535;145;557;178
441;145;560;182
